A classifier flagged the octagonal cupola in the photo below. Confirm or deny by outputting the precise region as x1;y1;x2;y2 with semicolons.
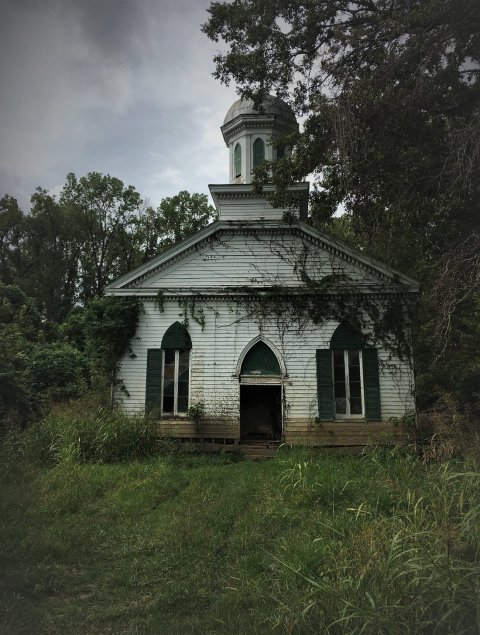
221;95;298;184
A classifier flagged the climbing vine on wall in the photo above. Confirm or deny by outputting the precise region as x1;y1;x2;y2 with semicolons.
178;298;206;330
84;296;143;404
211;227;417;363
155;290;165;313
154;227;416;366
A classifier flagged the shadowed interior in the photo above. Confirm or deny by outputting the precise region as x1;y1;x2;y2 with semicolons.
240;385;282;440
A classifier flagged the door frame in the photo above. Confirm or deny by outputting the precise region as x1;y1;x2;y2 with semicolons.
239;378;283;440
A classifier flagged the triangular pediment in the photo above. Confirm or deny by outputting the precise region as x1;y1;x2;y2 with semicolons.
106;221;419;296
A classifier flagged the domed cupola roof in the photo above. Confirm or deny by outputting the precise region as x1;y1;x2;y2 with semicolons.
223;95;297;126
221;94;298;148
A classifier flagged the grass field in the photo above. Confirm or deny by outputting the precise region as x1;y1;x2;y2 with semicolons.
1;447;479;634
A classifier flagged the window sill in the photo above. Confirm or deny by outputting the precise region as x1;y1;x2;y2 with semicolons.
160;414;190;420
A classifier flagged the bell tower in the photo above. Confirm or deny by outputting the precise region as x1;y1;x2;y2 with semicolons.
221;96;298;184
209;95;308;222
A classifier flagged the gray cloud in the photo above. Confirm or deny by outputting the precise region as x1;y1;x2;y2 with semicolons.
0;0;236;209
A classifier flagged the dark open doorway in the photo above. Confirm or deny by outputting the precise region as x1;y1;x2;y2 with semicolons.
240;385;282;441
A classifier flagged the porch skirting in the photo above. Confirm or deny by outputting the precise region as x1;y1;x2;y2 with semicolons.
156;418;405;447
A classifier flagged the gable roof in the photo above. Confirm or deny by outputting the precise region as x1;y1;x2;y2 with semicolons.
105;220;419;296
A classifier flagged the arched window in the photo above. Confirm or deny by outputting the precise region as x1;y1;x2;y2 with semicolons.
253;137;265;168
316;324;381;421
145;322;191;417
234;143;242;178
241;341;281;376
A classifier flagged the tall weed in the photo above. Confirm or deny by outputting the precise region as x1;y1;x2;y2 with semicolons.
271;453;480;634
17;407;158;465
399;393;480;463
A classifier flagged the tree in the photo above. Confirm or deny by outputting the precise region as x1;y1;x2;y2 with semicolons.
60;172;143;302
204;0;480;413
0;196;24;285
138;191;217;261
0;284;43;427
20;189;80;322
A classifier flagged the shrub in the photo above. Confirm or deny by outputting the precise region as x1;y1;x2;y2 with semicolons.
27;342;87;402
24;407;158;464
399;393;480;462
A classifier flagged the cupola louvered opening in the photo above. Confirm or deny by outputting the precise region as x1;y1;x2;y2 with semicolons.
234;143;242;178
253;137;265;168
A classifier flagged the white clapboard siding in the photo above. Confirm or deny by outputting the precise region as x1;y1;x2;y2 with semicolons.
116;300;415;439
217;197;293;221
139;231;385;290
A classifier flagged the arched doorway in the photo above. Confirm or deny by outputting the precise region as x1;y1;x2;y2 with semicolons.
239;340;283;441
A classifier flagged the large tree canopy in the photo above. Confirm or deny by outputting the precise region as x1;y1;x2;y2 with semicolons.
0;176;216;322
204;0;480;412
138;191;217;262
203;0;479;245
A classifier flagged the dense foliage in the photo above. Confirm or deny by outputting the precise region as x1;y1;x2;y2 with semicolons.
0;178;216;428
0;177;216;320
203;0;480;418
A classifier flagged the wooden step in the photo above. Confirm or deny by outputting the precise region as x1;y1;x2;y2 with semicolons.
238;441;281;459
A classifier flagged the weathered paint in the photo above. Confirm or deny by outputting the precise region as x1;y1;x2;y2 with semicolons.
115;299;414;444
107;95;417;447
138;230;393;290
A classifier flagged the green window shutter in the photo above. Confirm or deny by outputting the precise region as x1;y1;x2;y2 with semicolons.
234;143;242;177
316;349;334;421
253;138;265;168
145;349;162;418
363;348;381;421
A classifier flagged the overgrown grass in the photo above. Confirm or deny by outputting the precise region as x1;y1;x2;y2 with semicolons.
1;443;479;634
1;405;159;467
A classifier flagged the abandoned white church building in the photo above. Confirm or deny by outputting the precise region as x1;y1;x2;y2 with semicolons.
106;96;418;447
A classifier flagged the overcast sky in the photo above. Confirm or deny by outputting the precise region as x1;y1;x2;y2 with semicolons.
0;0;239;210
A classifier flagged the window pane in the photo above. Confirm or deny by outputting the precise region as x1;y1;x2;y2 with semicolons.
164;349;175;364
164;364;175;380
162;344;175;413
177;349;189;413
335;381;346;398
333;351;344;366
349;365;360;382
178;349;189;369
350;381;361;399
177;376;189;413
350;397;362;414
163;393;174;413
177;395;188;413
163;378;174;396
348;350;362;415
348;350;360;366
164;349;175;382
333;351;346;415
